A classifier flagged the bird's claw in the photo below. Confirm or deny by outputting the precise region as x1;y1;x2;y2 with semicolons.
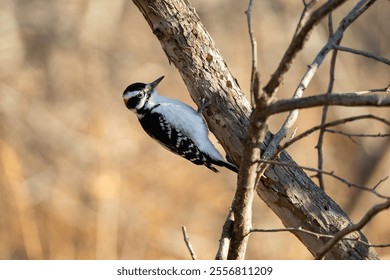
198;97;211;114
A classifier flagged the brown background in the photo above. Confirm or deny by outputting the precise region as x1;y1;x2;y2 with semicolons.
1;0;389;259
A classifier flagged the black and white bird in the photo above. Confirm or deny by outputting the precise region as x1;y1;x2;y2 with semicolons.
122;76;238;173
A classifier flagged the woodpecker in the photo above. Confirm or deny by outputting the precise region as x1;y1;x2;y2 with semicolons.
122;76;238;173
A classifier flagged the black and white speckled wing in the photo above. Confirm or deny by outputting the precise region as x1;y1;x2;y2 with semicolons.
139;112;220;171
138;94;238;172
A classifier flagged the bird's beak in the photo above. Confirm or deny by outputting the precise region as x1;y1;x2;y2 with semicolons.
147;76;164;90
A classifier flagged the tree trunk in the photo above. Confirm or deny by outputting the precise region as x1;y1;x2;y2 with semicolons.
132;0;379;260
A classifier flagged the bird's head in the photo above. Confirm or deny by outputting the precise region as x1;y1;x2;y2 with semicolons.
123;76;164;111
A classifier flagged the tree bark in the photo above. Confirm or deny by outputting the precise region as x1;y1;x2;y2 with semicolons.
132;0;379;259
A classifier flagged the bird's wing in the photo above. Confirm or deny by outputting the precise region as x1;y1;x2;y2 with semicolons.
151;97;224;161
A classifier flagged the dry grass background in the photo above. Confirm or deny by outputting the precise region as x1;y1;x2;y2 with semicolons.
0;0;389;260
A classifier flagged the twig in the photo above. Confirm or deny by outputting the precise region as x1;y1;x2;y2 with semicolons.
252;227;337;238
263;0;347;96
325;129;390;139
246;0;260;107
181;226;197;260
317;10;341;190
335;45;390;65
373;176;389;191
293;0;318;38
315;199;390;259
347;85;390;95
368;243;390;248
250;227;390;248
263;92;390;116
280;114;390;156
257;159;390;199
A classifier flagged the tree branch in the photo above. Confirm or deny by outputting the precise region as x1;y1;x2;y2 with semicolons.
264;92;390;116
251;227;390;249
227;0;264;260
257;159;390;200
293;0;319;38
317;12;340;190
278;114;390;158
263;0;347;96
181;226;197;260
315;199;390;259
325;129;390;139
335;45;390;65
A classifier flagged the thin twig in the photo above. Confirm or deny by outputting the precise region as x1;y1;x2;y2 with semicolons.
373;176;389;191
252;227;338;238
325;129;390;138
293;0;318;38
257;159;390;199
264;92;390;116
315;199;390;259
250;227;390;248
181;226;197;260
368;243;390;248
263;0;347;96
348;85;390;95
335;45;390;65
280;114;390;156
316;10;340;190
246;0;260;107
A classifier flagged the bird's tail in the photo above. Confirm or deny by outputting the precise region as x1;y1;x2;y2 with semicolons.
213;160;239;173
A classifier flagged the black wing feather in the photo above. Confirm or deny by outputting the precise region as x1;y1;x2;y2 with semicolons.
139;112;220;172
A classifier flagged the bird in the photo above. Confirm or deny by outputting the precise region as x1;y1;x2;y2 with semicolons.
122;76;238;173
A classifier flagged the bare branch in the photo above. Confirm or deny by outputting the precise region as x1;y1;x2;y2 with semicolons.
227;0;263;260
264;92;390;116
251;227;390;248
246;0;260;107
293;0;319;38
373;176;389;191
251;226;338;239
317;11;341;190
325;129;390;139
316;14;342;190
316;199;390;259
368;243;390;248
335;45;390;65
279;114;390;157
257;159;390;200
263;0;347;96
181;226;197;260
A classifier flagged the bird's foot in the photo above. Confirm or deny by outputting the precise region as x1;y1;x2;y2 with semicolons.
197;97;212;114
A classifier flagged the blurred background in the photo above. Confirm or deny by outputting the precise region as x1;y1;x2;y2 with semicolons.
0;0;389;259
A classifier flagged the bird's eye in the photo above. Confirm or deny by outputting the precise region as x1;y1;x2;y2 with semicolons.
137;92;143;98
